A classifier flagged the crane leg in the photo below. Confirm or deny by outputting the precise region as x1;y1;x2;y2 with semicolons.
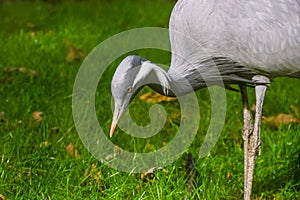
241;76;269;200
240;85;253;200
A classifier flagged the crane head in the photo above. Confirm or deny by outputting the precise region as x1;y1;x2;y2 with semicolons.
110;55;146;137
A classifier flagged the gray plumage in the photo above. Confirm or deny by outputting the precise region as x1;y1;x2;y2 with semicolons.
112;0;300;100
168;0;300;88
110;1;300;199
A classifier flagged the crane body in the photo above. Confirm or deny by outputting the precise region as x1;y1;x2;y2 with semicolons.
110;1;300;199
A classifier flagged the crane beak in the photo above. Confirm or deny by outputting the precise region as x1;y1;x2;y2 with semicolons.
109;121;117;138
110;107;123;138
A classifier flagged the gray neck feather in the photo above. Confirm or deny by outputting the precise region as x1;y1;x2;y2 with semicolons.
144;64;206;97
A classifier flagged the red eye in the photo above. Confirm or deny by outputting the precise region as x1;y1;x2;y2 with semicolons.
127;87;133;93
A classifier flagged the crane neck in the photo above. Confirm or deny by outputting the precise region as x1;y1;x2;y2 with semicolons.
134;61;176;97
138;62;205;97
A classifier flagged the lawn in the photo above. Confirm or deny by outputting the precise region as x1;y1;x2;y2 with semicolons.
0;0;299;199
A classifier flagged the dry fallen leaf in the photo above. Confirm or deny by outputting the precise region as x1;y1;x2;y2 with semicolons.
5;66;38;77
66;45;85;62
65;143;74;157
2;67;38;83
65;143;81;159
32;111;43;123
140;92;176;104
140;167;168;180
262;113;300;128
104;145;123;161
65;42;85;62
18;67;38;78
0;194;5;200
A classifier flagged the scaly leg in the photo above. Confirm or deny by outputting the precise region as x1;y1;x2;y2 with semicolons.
240;85;253;200
244;76;270;200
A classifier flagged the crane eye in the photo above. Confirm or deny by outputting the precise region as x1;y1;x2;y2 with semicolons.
127;87;133;93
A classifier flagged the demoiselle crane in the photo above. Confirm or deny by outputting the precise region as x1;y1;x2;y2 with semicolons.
110;0;300;199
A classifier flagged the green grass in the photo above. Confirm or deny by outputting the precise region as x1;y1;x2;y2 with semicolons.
0;0;299;199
